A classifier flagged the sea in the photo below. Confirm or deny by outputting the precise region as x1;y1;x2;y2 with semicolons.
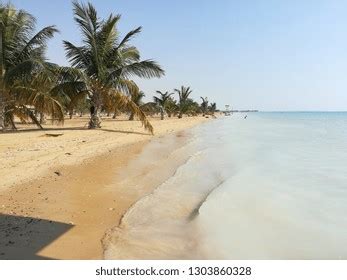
104;112;347;259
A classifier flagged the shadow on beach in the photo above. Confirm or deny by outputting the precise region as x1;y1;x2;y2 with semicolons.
1;126;151;136
0;214;73;260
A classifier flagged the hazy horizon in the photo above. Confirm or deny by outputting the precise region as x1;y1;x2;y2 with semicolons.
9;0;347;111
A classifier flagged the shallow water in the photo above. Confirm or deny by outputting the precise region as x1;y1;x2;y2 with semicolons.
105;113;347;259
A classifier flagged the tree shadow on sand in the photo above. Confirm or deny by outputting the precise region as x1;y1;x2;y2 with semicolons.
0;214;73;260
1;126;151;136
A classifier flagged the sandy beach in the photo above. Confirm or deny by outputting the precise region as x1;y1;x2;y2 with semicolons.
0;116;209;259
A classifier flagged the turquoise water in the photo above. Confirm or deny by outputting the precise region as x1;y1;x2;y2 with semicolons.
106;112;347;259
196;112;347;259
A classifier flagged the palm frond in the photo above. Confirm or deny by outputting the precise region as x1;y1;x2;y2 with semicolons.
18;26;59;61
63;41;90;69
72;1;99;44
4;59;48;85
108;90;153;134
119;46;140;61
120;60;164;79
117;26;142;49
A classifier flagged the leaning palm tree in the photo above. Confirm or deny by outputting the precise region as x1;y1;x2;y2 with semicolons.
63;1;164;132
56;80;87;119
0;3;61;130
128;86;145;120
200;97;208;116
153;90;173;120
174;86;193;118
14;68;65;129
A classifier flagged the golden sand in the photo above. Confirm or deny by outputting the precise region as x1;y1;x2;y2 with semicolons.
0;116;208;259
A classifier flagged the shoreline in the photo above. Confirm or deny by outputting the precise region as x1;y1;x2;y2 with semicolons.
0;116;209;259
102;123;224;260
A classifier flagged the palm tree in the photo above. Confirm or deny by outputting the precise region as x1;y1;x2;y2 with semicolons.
165;96;178;117
174;86;193;118
200;97;208;116
57;81;87;119
128;86;145;120
139;101;158;117
185;98;200;116
153;90;173;120
209;102;217;116
63;1;164;132
0;3;61;131
75;95;89;117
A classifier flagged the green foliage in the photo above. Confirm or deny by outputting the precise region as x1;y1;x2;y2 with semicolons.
153;90;174;119
62;1;165;131
200;97;208;116
165;96;178;117
0;1;218;132
209;102;217;115
0;2;61;130
174;86;193;118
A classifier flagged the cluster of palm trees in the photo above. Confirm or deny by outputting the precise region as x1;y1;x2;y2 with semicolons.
150;86;217;120
111;85;217;121
0;1;216;134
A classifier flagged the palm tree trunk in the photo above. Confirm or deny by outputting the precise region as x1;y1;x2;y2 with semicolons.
28;110;43;129
8;113;16;130
89;105;101;128
88;93;102;128
40;113;46;124
129;112;134;120
69;108;74;119
0;96;5;130
112;108;117;119
178;111;183;119
0;29;5;131
160;110;164;120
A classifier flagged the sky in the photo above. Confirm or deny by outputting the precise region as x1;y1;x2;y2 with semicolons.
8;0;347;111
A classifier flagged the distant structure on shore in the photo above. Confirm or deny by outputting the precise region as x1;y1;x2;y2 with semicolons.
224;105;231;116
223;105;258;116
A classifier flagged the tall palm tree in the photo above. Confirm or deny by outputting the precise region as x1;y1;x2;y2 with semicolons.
0;3;61;131
63;1;164;132
153;90;173;120
174;86;193;118
200;96;208;116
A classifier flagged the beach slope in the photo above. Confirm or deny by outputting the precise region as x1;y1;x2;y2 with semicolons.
0;116;208;259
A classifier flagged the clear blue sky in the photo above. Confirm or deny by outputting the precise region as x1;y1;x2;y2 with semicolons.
9;0;347;111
